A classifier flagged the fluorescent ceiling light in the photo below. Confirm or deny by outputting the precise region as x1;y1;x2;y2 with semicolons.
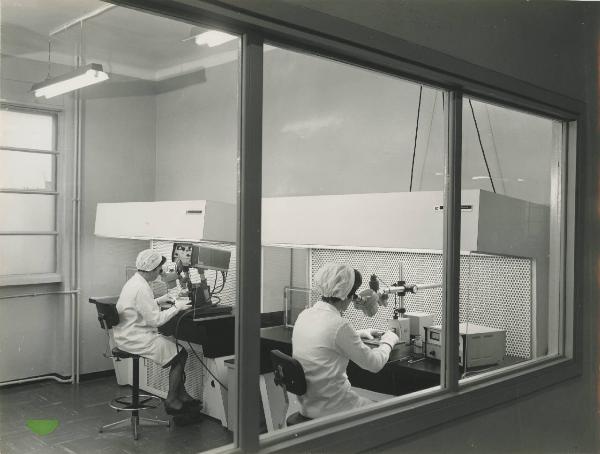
31;63;109;99
194;30;237;47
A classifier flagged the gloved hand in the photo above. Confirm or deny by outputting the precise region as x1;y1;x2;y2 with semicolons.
356;328;379;340
156;294;174;304
380;331;400;349
354;289;379;317
174;298;192;312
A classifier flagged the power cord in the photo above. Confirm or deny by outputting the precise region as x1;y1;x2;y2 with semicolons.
172;308;228;391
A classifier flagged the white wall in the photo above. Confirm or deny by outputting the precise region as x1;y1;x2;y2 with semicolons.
155;65;239;203
78;82;157;374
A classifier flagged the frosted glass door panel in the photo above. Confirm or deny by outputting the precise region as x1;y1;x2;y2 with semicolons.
0;193;56;231
0;235;56;274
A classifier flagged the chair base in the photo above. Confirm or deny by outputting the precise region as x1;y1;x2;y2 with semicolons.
99;414;170;440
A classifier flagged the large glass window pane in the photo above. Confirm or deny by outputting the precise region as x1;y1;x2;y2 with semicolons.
0;109;55;151
0;235;56;274
261;45;447;432
77;5;240;450
0;193;56;231
0;150;55;191
459;97;558;379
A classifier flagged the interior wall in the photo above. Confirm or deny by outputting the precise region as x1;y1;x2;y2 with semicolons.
154;64;238;203
78;82;157;374
216;1;597;452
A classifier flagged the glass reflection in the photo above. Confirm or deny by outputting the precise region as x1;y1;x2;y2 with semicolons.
459;97;557;379
261;45;446;431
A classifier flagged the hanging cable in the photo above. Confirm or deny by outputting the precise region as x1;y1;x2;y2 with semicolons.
468;99;496;193
409;86;423;192
45;39;52;79
417;91;438;190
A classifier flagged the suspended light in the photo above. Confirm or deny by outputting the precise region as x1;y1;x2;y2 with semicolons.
31;63;109;99
193;30;237;47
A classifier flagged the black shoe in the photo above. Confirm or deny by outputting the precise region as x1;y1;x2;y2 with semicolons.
182;399;203;410
164;402;186;416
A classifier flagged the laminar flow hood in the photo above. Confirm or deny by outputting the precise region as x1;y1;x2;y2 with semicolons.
94;200;236;243
262;190;549;257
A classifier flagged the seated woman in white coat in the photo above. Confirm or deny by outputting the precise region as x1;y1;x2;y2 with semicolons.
292;263;400;419
113;249;195;414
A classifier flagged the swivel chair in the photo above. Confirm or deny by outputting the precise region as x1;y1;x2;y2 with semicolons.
270;349;312;427
91;297;170;440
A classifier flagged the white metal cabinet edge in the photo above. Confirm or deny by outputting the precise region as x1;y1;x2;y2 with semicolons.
94;200;236;243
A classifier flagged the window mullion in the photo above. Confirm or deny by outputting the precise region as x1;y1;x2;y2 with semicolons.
0;146;59;155
441;90;462;392
0;189;59;195
0;231;58;235
236;31;263;453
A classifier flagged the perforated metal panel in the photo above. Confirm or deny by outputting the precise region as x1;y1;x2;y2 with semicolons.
151;240;236;307
311;249;532;359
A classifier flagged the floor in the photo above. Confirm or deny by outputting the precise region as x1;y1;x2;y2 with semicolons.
0;376;233;454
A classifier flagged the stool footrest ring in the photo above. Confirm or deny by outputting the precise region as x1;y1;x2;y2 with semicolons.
109;394;161;412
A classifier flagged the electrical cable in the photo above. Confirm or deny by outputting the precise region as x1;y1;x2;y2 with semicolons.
409;85;423;192
417;91;438;191
186;341;228;391
172;308;228;391
468;99;496;193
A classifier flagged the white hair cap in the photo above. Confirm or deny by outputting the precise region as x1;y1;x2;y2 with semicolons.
314;263;355;300
136;249;165;272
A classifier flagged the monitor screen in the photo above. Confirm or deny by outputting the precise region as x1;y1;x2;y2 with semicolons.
172;243;194;267
172;243;231;272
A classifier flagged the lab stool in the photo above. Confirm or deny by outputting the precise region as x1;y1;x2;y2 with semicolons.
99;347;170;440
90;296;170;440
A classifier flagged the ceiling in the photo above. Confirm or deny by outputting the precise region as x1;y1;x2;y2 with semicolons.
0;0;241;80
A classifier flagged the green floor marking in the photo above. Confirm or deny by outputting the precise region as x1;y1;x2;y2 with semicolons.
26;419;59;436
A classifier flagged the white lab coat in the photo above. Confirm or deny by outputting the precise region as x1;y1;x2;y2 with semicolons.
292;300;392;419
113;272;179;367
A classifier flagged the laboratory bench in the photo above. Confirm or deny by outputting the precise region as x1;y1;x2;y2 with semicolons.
258;324;523;397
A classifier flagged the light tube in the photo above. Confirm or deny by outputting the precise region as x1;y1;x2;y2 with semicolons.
194;30;237;47
31;63;109;99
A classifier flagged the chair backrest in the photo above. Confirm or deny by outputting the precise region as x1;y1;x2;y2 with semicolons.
90;298;120;330
270;349;307;396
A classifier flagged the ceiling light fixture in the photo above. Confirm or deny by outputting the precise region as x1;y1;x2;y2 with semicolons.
184;30;237;47
31;63;109;99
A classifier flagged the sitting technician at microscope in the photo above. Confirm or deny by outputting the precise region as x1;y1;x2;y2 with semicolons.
113;249;198;415
292;263;400;419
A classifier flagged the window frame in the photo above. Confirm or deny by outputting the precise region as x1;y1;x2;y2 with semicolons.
0;103;64;286
110;1;584;452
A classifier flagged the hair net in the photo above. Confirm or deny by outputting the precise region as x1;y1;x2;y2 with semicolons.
136;249;166;272
314;263;356;301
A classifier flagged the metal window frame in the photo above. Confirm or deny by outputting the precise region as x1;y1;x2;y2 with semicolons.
0;104;62;285
107;1;583;452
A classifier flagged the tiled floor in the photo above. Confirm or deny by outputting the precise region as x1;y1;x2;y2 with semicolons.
0;376;233;454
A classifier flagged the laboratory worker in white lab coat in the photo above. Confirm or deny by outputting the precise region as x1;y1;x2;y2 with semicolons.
113;249;196;414
292;263;400;420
